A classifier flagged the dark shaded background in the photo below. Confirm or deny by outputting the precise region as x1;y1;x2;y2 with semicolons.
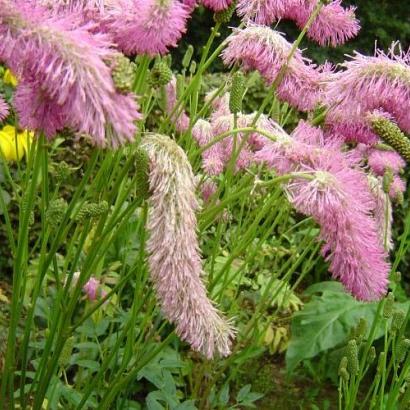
174;0;410;69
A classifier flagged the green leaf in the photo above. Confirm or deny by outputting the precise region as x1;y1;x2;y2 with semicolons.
237;385;251;402
286;282;383;373
219;384;230;406
74;359;100;372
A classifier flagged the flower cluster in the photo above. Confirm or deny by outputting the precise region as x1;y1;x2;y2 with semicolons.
222;25;324;111
236;0;360;47
0;0;140;146
141;133;235;358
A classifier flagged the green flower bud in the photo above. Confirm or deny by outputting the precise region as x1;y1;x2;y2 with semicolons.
58;336;75;367
397;338;410;363
371;116;410;162
112;54;136;93
346;340;359;376
135;147;150;201
46;198;68;228
189;61;197;75
182;45;194;69
76;201;108;222
355;318;368;342
377;351;385;375
392;310;406;332
229;71;245;114
382;168;394;194
338;356;349;382
53;161;72;182
368;346;377;363
213;0;237;23
383;292;395;319
149;61;173;87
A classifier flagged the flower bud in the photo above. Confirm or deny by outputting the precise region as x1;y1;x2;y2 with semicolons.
76;201;108;222
229;71;245;114
368;346;376;363
213;0;236;23
58;336;75;367
338;356;349;382
383;292;395;319
182;45;194;69
149;61;173;87
46;198;68;228
397;338;410;363
392;310;406;332
383;168;394;194
53;161;72;182
112;54;136;93
371;116;410;162
346;339;359;376
377;351;385;374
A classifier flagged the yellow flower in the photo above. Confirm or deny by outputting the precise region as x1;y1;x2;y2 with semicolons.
3;69;18;87
0;125;33;162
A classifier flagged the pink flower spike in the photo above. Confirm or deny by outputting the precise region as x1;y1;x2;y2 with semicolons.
201;180;218;203
389;175;406;201
222;25;323;111
236;0;290;25
0;95;9;121
368;149;405;176
105;0;190;56
325;46;410;138
202;0;232;12
83;277;102;301
165;76;190;133
292;0;360;47
141;134;235;358
287;159;390;301
0;0;141;146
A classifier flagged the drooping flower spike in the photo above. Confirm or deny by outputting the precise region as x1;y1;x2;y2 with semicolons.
236;0;359;47
104;0;191;56
0;95;9;121
141;133;235;358
222;25;323;111
287;157;390;301
325;46;410;143
291;0;360;47
255;120;389;300
367;149;405;177
0;0;141;146
202;0;232;12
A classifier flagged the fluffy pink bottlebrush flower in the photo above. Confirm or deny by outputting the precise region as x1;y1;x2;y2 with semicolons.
368;176;394;252
105;0;190;56
367;149;405;176
0;95;9;121
236;0;291;25
287;159;390;301
222;25;323;111
165;76;190;133
255;119;348;175
141;134;235;358
201;180;218;203
205;91;231;121
83;277;103;301
389;175;406;201
202;0;232;12
192;119;225;175
289;0;360;47
0;0;141;146
325;47;410;139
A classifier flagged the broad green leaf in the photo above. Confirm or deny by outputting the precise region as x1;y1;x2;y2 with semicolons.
237;384;251;402
218;384;230;406
286;282;382;373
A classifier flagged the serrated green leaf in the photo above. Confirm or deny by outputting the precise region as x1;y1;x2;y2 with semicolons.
286;282;383;373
